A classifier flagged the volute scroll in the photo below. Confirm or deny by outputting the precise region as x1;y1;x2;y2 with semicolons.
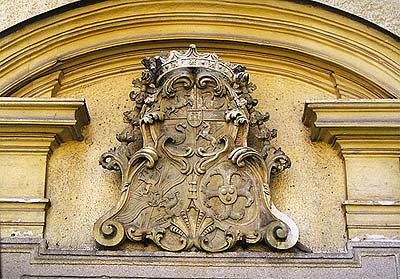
94;44;299;252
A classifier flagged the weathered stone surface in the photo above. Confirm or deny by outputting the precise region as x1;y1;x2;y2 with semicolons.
1;239;399;279
317;0;400;35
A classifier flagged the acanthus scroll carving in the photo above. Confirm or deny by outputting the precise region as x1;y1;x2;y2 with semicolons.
94;44;299;252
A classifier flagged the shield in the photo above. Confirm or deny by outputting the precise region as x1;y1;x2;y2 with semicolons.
94;45;298;252
187;109;203;127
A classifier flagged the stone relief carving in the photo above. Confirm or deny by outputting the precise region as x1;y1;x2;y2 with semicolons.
94;45;299;252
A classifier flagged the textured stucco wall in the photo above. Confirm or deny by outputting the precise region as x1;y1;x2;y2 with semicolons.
0;0;399;35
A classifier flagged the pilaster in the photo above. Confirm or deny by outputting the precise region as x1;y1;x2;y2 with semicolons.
303;100;400;241
0;98;89;238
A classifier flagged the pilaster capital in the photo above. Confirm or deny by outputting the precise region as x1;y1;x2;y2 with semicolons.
0;97;90;154
302;100;400;157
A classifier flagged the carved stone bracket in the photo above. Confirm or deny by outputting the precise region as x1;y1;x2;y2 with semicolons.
0;98;90;239
303;100;400;241
94;45;299;252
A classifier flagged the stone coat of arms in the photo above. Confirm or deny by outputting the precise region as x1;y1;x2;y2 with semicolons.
94;45;299;252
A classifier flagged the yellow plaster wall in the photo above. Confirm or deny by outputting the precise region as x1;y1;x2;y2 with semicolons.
45;71;347;252
0;155;47;198
1;0;399;36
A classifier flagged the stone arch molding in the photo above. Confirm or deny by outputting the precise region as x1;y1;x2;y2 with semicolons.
0;0;399;99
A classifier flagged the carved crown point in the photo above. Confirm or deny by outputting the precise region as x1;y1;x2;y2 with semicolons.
138;44;246;85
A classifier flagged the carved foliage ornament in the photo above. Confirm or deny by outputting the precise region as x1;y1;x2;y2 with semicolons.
94;45;299;252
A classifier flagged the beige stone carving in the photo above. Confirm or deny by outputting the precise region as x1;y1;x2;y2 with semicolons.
94;45;298;252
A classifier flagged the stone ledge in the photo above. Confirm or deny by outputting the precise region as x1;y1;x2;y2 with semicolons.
343;200;400;240
0;198;50;239
0;240;399;278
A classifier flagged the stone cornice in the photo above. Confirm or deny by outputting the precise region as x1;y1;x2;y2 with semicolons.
302;100;400;156
0;98;90;152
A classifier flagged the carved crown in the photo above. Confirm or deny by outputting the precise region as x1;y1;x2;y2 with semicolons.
142;44;245;84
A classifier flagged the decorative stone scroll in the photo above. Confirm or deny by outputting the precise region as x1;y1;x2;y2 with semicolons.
94;45;299;252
